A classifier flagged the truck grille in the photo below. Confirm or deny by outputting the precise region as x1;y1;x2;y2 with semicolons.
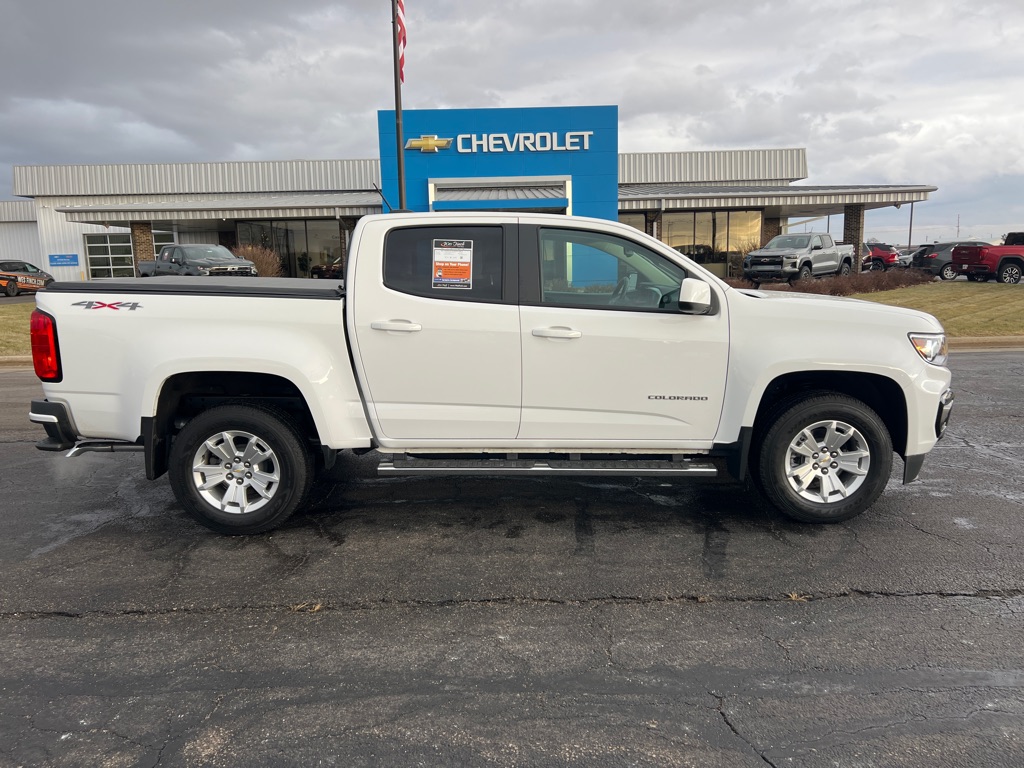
208;266;256;276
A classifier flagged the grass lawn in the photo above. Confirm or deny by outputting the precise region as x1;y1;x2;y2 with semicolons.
850;281;1024;337
0;303;34;356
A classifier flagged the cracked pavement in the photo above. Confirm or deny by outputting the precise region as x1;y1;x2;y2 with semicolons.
0;353;1022;767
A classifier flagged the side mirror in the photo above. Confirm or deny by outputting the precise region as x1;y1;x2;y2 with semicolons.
169;256;179;265
812;244;823;251
678;278;714;315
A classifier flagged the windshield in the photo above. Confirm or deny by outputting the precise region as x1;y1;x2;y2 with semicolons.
764;235;810;250
181;245;239;262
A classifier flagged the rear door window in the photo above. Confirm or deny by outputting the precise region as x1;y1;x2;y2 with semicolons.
383;226;511;303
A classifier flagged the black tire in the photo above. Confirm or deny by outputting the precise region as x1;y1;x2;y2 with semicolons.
168;403;313;534
939;263;957;280
4;279;18;297
998;263;1022;285
753;393;892;523
870;259;885;272
838;261;852;277
799;264;812;280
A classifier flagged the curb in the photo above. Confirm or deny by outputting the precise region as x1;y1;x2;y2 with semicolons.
949;337;1024;350
0;356;31;369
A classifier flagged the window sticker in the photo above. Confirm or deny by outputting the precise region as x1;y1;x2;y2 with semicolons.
432;239;473;289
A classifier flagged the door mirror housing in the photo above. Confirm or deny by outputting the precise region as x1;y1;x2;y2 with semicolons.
678;278;714;315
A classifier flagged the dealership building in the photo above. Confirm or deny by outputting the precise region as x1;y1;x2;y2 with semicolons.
2;105;935;281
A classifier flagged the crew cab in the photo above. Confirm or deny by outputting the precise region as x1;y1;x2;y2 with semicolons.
139;244;258;277
742;233;855;286
29;212;954;535
951;233;1024;284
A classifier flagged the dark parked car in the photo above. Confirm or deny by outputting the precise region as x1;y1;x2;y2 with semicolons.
0;260;54;296
139;244;258;277
310;257;344;280
911;241;991;280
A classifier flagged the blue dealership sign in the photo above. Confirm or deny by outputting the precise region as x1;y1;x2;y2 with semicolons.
378;105;619;220
48;254;79;267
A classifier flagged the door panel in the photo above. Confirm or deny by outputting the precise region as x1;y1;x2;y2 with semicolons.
350;222;522;441
518;225;729;443
520;306;728;441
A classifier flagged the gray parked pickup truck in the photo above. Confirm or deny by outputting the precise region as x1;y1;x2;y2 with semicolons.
139;244;258;277
743;233;856;286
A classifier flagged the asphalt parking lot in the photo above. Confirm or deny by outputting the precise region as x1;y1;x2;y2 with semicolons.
1;353;1022;767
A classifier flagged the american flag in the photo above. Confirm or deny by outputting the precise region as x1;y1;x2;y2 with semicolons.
396;0;407;83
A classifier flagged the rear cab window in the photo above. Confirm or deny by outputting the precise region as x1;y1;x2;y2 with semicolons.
383;225;516;304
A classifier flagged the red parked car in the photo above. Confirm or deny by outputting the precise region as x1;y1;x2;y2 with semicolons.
861;244;901;271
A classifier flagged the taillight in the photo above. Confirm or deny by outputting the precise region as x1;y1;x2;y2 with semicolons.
31;310;62;382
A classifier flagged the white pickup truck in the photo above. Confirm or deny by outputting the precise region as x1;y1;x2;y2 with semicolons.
29;212;954;535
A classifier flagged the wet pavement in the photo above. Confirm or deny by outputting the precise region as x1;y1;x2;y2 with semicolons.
1;353;1022;767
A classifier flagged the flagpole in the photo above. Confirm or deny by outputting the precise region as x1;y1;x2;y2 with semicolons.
391;0;407;210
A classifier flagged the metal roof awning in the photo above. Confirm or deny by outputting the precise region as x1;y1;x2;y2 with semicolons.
429;176;570;212
617;183;938;217
56;191;384;225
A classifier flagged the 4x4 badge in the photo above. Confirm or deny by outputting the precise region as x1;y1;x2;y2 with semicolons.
71;301;143;310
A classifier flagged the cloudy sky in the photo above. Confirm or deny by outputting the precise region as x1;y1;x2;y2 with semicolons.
1;0;1022;243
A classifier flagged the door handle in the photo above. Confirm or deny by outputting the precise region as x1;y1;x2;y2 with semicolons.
532;327;582;339
371;320;422;332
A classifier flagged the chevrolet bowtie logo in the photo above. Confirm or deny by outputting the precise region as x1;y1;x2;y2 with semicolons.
405;135;453;152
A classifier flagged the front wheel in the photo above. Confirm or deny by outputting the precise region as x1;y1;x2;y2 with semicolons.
168;404;313;534
939;263;957;280
998;263;1022;284
754;394;892;523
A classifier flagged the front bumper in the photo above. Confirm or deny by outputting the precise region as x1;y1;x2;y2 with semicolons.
904;387;954;484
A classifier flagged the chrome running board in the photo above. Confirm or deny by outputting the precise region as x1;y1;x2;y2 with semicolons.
378;454;718;478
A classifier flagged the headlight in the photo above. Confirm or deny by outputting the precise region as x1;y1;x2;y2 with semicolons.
909;333;948;366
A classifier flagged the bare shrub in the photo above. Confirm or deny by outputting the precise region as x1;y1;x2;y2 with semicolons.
724;268;935;296
231;244;283;277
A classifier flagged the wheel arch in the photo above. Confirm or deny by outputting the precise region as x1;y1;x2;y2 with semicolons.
146;370;322;480
998;254;1024;272
751;371;908;458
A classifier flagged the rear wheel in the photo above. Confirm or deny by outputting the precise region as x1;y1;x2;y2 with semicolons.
939;263;957;280
4;280;17;297
168;404;313;534
838;261;852;277
998;263;1022;284
754;393;892;523
870;259;885;272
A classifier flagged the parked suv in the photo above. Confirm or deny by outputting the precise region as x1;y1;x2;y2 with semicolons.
911;241;991;280
861;244;901;271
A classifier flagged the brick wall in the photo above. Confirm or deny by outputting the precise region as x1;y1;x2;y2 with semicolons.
761;217;782;245
130;222;154;277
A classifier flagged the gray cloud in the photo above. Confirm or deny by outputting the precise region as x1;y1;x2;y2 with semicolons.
0;0;1022;240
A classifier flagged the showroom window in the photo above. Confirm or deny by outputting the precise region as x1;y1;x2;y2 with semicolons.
662;210;762;277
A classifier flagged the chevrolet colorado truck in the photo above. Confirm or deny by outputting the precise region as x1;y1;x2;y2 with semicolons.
29;212;954;535
951;233;1024;284
742;233;856;286
139;244;258;277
